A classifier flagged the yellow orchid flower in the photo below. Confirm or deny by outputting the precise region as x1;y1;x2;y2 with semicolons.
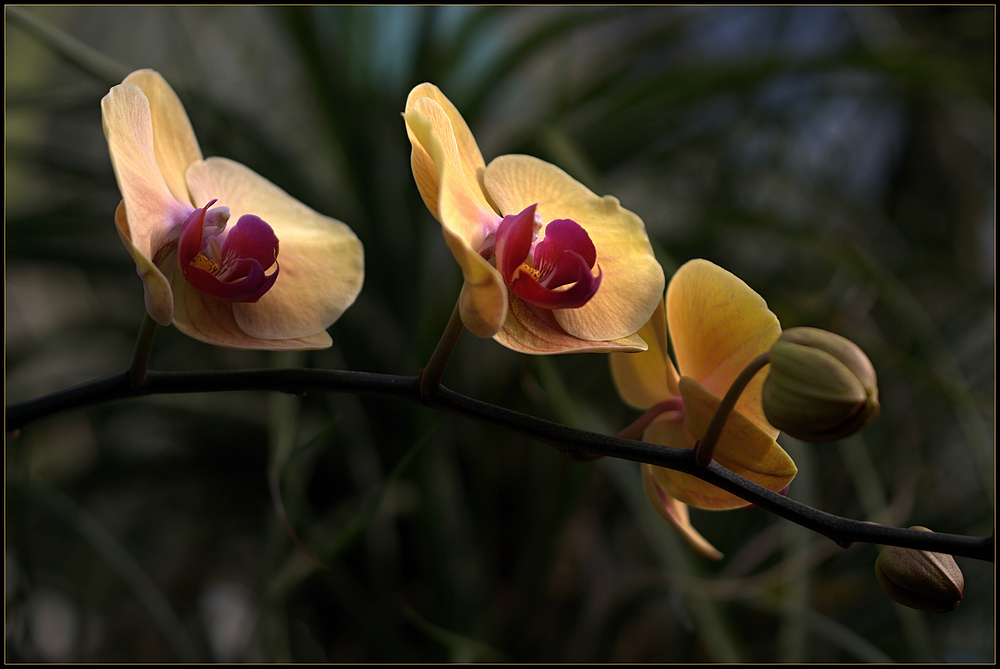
102;69;364;349
611;259;797;559
403;83;664;353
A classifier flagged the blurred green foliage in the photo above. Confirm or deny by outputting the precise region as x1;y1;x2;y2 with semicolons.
5;5;994;662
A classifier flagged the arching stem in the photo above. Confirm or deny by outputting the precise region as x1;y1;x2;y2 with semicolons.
567;398;686;463
128;311;158;390
694;352;771;467
419;300;464;397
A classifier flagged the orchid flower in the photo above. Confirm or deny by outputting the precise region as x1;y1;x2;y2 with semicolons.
102;69;364;349
610;259;797;559
404;84;664;353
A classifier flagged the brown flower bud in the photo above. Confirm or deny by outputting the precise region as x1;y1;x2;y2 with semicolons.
762;327;880;442
875;527;965;613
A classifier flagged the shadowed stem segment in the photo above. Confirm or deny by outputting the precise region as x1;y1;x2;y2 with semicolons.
570;398;687;464
420;300;464;397
127;311;159;390
4;367;993;561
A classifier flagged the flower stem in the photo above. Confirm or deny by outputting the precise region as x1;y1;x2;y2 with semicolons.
571;398;687;463
695;352;771;467
420;300;464;397
128;312;158;390
4;366;993;561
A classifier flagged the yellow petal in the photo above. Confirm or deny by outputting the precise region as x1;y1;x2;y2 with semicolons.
170;277;333;350
484;155;664;342
404;95;507;336
642;464;723;560
493;296;647;354
654;377;797;510
408;98;498;248
404;83;490;221
610;299;681;410
185;158;363;342
435;147;508;336
404;108;444;221
122;69;203;206
438;174;508;336
114;202;173;325
666;259;780;437
644;408;697;452
101;81;194;264
449;232;509;338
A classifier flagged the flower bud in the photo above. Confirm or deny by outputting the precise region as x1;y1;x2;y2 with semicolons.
762;327;879;442
874;527;965;613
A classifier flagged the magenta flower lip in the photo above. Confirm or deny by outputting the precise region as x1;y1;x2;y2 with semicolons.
495;204;602;310
178;200;280;303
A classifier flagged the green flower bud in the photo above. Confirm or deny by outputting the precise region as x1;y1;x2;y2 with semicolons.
875;527;965;613
762;327;880;442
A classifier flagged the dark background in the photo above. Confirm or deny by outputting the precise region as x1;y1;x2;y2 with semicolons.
5;6;994;662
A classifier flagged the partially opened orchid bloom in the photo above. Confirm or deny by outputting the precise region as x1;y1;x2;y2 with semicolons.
102;69;364;349
610;260;797;559
404;84;664;353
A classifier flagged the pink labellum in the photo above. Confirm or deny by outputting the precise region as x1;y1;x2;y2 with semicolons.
535;218;597;273
178;200;279;303
494;205;601;310
510;252;602;309
494;204;538;281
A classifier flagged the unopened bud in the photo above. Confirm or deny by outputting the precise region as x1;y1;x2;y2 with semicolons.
875;527;964;613
762;327;879;442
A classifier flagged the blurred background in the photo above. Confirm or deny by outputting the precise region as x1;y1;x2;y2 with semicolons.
5;5;994;662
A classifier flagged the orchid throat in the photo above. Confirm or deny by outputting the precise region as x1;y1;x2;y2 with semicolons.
488;204;602;310
178;199;280;302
